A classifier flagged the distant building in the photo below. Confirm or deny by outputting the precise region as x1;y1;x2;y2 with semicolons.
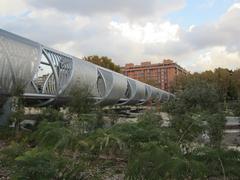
121;59;187;92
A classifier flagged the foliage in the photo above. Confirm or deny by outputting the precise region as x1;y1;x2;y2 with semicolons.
0;142;25;167
9;103;25;137
1;68;240;179
10;82;25;96
160;71;240;179
87;128;126;157
192;147;240;179
142;79;160;88
0;126;15;140
68;85;96;115
206;113;226;148
126;142;207;180
84;55;121;73
232;69;240;98
39;107;65;122
229;100;240;116
0;96;8;110
13;148;64;180
171;68;240;101
171;113;205;145
32;121;77;151
138;110;163;128
170;79;219;114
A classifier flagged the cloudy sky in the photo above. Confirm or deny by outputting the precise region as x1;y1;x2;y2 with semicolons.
0;0;240;72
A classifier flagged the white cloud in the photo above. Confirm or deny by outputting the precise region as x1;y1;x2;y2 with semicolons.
0;0;28;16
227;2;240;12
109;21;180;43
188;25;195;32
190;46;240;72
27;0;186;19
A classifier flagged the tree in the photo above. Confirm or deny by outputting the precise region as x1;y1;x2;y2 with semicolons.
166;79;220;115
213;68;232;101
84;55;121;73
164;79;226;149
68;85;95;115
232;69;240;99
206;113;226;148
8;83;25;137
170;68;239;102
142;79;160;88
67;84;104;133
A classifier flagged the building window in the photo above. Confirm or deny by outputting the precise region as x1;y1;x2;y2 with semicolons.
138;72;144;77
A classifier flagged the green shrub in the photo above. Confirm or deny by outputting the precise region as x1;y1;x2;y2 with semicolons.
13;148;64;180
0;142;25;167
192;147;240;179
39;107;65;122
32;121;77;151
206;113;226;148
68;85;95;115
126;142;207;180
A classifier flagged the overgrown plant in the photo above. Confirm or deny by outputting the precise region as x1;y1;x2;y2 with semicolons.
68;84;96;115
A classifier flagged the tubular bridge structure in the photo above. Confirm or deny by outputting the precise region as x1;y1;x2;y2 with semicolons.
0;29;174;107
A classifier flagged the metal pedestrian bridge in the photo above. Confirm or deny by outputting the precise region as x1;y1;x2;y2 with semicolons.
0;29;174;107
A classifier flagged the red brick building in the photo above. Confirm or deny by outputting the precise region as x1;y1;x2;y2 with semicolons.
121;59;187;92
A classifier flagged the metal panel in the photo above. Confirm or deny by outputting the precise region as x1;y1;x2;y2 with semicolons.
161;92;170;102
23;47;74;105
0;29;41;95
120;78;146;105
150;87;162;103
139;84;152;105
66;58;99;98
97;68;128;105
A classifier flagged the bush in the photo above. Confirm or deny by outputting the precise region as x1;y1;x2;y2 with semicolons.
32;121;77;151
68;85;95;115
192;147;240;179
13;148;64;180
126;142;207;180
206;113;226;148
170;113;205;144
39;107;65;122
0;142;25;167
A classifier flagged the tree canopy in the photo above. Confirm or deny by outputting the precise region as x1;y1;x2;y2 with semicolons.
84;55;121;73
170;68;240;101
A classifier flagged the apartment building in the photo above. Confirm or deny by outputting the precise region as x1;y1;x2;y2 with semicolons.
121;59;187;92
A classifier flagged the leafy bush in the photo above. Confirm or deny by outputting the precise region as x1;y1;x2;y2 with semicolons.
206;113;226;148
0;126;15;140
32;121;78;151
171;113;205;144
192;147;240;179
126;142;207;180
68;85;95;115
13;148;64;180
138;110;163;128
0;142;25;167
39;107;65;122
229;101;240;116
